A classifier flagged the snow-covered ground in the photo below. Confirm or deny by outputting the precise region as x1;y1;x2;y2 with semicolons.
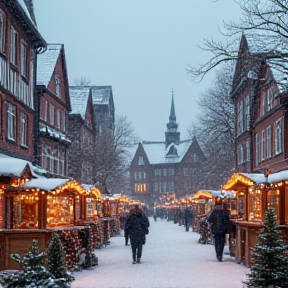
72;217;249;288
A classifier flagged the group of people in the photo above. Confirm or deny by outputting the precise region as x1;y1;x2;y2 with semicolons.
122;198;230;264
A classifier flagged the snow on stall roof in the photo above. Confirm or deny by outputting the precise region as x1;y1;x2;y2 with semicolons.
69;86;90;119
18;178;70;191
268;170;288;183
142;139;192;164
37;44;62;86
242;173;267;184
91;86;111;105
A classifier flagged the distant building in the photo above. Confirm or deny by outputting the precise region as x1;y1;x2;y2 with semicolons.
128;93;206;206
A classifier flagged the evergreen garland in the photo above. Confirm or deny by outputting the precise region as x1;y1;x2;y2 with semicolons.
48;232;74;287
246;209;288;288
0;239;70;288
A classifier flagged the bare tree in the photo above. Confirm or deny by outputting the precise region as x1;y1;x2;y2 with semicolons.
187;0;288;86
73;76;91;86
93;115;135;194
189;63;235;189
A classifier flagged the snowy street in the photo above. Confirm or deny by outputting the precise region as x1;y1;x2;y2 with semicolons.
72;217;249;288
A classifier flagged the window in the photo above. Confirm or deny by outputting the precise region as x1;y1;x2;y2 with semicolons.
10;25;17;66
162;182;167;192
237;144;244;165
135;183;148;192
62;111;66;131
138;156;144;165
55;75;61;97
153;182;158;192
57;109;61;129
183;167;188;176
169;181;174;192
20;112;27;146
264;87;274;113
44;101;48;121
267;126;271;159
169;168;175;176
7;103;16;140
255;133;259;167
49;104;54;125
275;118;282;155
183;182;188;190
154;169;161;176
163;168;167;176
261;129;266;160
21;42;28;77
237;101;243;135
0;10;6;53
193;153;199;162
246;139;250;162
245;96;250;131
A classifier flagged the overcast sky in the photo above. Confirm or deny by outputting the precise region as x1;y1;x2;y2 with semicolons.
34;0;242;142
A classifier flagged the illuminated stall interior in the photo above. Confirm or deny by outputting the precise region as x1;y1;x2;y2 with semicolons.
6;178;88;229
86;186;103;220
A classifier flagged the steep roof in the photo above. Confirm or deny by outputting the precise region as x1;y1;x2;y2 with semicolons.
69;86;90;119
141;139;193;164
36;44;62;86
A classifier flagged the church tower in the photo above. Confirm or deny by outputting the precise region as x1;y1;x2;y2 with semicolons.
165;89;180;147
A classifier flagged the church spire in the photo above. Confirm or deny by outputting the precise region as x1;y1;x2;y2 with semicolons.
165;88;180;147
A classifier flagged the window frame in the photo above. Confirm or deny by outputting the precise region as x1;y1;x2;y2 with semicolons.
7;102;16;141
20;112;27;147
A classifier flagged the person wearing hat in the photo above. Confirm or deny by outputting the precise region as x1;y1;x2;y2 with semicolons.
207;198;230;261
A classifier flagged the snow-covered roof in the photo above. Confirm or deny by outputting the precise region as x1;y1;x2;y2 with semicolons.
17;0;36;27
142;140;193;164
69;86;90;119
268;170;288;183
242;173;267;184
0;153;46;178
91;86;112;105
37;44;62;86
39;124;71;144
18;178;70;191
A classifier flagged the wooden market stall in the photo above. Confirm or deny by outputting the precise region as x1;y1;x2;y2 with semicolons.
0;178;91;270
223;172;268;267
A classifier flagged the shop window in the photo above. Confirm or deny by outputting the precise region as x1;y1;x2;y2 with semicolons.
267;189;280;223
248;188;262;221
47;195;74;227
13;195;39;228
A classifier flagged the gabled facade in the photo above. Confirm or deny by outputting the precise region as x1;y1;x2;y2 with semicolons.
36;44;71;177
232;33;288;174
68;86;96;184
128;96;206;206
0;0;46;161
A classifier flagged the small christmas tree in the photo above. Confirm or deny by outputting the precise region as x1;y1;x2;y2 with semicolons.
246;209;288;288
48;232;75;286
0;239;69;288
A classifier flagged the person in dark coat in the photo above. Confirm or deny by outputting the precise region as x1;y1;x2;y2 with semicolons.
125;205;150;264
207;198;230;261
184;208;193;232
124;210;133;246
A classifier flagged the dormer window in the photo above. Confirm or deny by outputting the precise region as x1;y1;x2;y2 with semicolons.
138;156;144;165
55;75;61;97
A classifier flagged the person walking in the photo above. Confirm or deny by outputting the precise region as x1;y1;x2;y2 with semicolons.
125;205;150;264
207;198;230;262
124;210;133;246
184;208;192;232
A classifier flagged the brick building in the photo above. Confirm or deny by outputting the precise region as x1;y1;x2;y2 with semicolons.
128;95;206;206
0;0;46;161
36;44;71;177
232;33;288;174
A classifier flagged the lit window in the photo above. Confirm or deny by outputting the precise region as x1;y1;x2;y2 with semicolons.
7;103;16;140
20;112;27;146
135;183;148;192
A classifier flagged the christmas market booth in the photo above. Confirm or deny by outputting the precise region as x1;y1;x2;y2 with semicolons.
222;172;288;267
0;178;98;271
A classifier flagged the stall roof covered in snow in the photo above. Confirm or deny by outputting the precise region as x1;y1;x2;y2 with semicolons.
142;139;193;164
242;173;267;184
268;170;288;183
37;44;62;86
69;86;90;119
17;178;70;191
